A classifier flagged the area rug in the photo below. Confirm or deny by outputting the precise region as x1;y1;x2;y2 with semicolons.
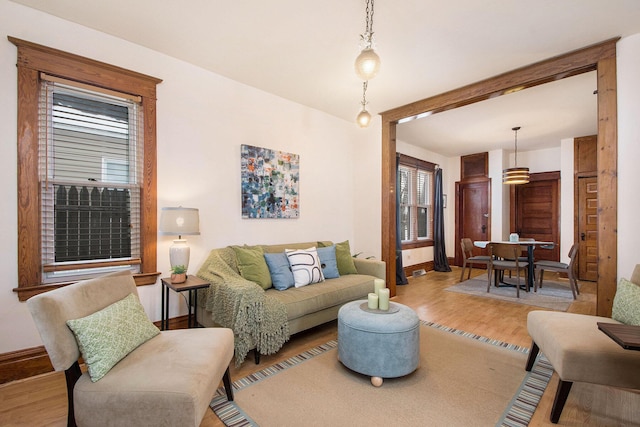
446;277;574;311
210;321;554;427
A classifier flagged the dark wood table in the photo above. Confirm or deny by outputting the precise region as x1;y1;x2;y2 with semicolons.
598;322;640;351
160;275;210;330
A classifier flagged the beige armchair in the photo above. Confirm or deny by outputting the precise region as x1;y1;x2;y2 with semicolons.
525;265;640;423
27;271;234;427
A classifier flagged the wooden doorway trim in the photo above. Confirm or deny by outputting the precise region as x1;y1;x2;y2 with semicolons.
380;38;618;316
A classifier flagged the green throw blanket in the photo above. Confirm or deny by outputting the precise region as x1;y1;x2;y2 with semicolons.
197;247;290;365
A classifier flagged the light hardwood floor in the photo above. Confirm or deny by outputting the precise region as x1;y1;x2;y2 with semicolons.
1;268;637;426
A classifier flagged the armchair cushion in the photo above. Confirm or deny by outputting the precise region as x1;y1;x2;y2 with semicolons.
66;293;160;381
612;277;640;326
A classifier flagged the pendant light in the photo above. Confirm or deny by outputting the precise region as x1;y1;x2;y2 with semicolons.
354;0;379;127
503;126;530;185
356;81;372;128
354;0;380;81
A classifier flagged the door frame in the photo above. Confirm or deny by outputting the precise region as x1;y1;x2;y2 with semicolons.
380;39;618;317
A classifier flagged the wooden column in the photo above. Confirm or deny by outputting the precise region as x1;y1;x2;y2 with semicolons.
596;56;618;317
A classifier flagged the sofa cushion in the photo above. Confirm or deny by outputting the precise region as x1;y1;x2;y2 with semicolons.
286;247;324;287
232;245;272;290
266;274;376;321
335;240;358;275
264;252;295;291
66;293;160;382
612;277;640;326
317;245;340;279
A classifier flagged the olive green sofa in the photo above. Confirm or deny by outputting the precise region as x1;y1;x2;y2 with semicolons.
196;241;385;365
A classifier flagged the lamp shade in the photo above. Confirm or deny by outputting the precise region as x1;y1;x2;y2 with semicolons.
159;207;200;237
354;48;381;80
356;109;372;128
502;167;530;184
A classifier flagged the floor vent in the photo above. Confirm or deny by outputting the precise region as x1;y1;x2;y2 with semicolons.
412;269;427;277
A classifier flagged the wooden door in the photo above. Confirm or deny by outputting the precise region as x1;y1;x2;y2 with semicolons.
578;176;598;281
455;179;490;265
512;172;560;262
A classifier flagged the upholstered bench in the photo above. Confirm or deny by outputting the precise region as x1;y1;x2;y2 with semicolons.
338;300;420;386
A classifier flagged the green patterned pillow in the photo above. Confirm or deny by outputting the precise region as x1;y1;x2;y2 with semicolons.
66;293;160;382
612;278;640;326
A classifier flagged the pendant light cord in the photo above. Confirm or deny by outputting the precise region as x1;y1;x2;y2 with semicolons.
512;126;521;166
362;0;375;46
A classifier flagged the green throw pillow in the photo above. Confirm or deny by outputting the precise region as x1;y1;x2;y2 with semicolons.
612;278;640;326
66;293;160;382
232;245;273;289
335;240;358;275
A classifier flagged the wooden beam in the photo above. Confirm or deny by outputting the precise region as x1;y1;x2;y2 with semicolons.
381;120;397;296
381;38;618;314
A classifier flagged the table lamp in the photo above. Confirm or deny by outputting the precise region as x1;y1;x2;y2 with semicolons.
159;207;200;272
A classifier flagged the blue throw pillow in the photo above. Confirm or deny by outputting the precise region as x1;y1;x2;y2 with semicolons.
264;252;295;291
317;245;340;279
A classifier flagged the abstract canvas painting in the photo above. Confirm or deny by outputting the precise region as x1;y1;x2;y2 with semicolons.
241;144;300;219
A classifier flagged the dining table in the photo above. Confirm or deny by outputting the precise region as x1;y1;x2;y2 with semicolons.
474;240;555;290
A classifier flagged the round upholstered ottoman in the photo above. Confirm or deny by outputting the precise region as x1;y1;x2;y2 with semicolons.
338;300;420;386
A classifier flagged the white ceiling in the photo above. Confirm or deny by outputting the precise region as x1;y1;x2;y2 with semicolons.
11;0;640;156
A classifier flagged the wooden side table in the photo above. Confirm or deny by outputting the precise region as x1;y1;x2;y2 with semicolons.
160;275;210;330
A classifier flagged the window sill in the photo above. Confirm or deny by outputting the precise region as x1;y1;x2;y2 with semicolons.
401;240;434;250
13;272;161;301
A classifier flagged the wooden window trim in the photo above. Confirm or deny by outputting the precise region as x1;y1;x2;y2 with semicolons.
398;153;436;249
9;37;163;301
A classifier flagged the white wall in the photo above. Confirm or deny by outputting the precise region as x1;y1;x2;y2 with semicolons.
559;138;575;264
617;33;640;279
488;149;508;240
0;0;377;354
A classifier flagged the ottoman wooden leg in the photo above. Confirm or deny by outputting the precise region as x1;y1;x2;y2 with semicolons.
550;379;573;423
371;376;383;387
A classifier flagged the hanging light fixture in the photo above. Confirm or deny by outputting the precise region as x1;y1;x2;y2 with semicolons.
503;126;530;184
354;0;380;81
356;81;372;128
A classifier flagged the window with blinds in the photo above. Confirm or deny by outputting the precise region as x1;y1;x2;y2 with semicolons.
399;155;434;244
39;78;143;282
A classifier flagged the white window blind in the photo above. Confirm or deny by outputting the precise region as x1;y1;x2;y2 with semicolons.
39;78;143;281
399;160;434;243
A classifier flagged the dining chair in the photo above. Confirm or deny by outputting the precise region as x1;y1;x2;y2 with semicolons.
459;238;491;281
534;243;580;299
487;243;530;297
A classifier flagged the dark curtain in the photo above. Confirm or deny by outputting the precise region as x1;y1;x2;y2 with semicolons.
396;155;409;285
433;167;451;272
